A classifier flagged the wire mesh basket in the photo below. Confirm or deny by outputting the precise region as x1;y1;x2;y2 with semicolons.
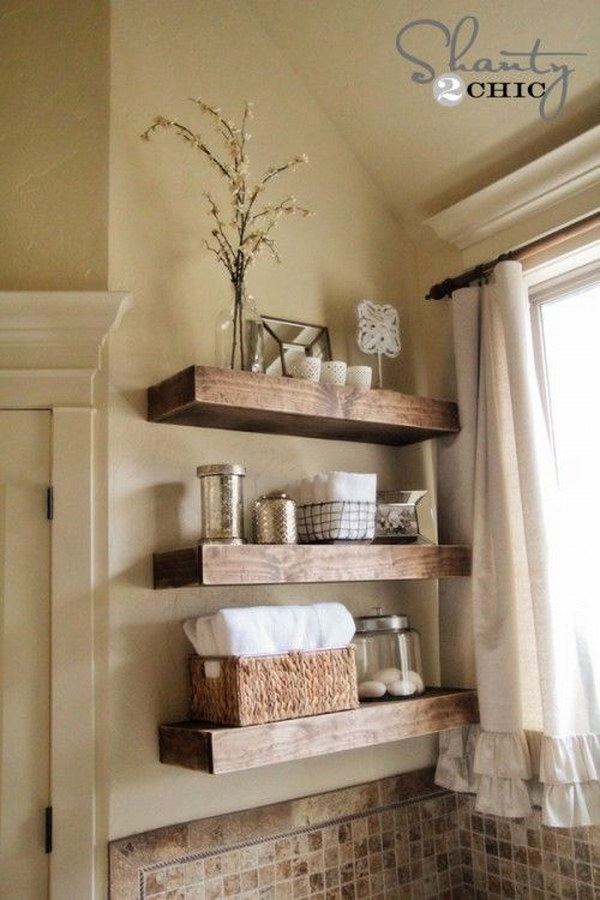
297;501;376;543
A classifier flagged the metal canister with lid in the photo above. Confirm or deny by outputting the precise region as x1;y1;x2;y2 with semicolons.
352;607;424;700
253;492;298;544
196;464;246;544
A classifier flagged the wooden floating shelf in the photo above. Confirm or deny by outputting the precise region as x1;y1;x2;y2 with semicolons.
153;543;471;588
159;688;479;774
147;365;460;446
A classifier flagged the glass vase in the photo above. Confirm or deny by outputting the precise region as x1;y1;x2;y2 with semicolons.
215;282;265;373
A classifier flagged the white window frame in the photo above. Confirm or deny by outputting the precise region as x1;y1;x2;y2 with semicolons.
523;232;600;290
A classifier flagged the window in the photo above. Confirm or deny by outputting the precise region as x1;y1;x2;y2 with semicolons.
529;259;600;645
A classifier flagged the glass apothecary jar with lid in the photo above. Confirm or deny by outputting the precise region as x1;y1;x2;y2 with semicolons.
353;607;425;701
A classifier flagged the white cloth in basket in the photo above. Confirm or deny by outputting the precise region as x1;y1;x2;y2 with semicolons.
184;602;355;657
183;615;219;657
295;472;377;505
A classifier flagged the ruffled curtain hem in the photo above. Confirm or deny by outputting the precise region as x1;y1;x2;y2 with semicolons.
540;733;600;783
435;725;480;793
435;727;600;826
540;733;600;826
543;780;600;827
475;774;532;818
475;729;532;779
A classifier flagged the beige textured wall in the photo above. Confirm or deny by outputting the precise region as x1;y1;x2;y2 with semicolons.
3;0;593;872
107;0;441;839
0;0;109;289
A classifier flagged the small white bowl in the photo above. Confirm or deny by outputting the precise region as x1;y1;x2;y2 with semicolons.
320;360;347;385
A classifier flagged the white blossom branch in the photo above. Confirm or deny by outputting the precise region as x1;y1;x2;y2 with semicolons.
142;99;312;288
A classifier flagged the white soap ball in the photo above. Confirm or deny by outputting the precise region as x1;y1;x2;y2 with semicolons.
388;670;425;697
358;680;387;699
408;670;425;693
372;668;402;686
387;678;417;697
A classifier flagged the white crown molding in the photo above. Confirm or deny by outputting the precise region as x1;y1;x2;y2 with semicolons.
0;290;129;346
425;125;600;251
0;292;130;403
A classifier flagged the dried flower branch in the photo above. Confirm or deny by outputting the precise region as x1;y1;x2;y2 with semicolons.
141;99;312;289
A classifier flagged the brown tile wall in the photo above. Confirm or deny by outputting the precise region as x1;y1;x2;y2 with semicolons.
109;772;600;900
457;793;600;899
109;768;463;899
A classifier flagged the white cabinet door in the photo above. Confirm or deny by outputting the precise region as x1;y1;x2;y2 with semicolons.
0;411;51;898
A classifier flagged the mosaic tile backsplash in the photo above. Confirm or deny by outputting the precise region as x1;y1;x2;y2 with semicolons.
109;769;600;899
457;793;600;899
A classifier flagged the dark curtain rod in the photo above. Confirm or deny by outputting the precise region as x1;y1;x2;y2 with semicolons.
425;210;600;300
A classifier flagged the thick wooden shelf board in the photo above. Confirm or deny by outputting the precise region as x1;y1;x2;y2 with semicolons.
147;366;460;446
159;688;479;774
153;543;471;588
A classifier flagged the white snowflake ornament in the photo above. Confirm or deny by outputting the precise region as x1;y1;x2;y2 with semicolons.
357;300;401;387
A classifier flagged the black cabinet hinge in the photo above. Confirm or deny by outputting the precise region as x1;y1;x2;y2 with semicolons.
46;486;54;521
44;806;53;853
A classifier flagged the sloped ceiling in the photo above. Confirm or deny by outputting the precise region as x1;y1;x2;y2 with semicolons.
248;0;600;233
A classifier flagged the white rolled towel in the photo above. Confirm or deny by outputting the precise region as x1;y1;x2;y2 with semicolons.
312;602;357;649
212;602;355;656
183;615;219;657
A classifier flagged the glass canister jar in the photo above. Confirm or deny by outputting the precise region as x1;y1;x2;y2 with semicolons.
196;464;246;544
353;608;424;700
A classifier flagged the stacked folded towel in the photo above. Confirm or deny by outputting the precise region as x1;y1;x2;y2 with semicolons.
183;602;355;657
292;472;377;505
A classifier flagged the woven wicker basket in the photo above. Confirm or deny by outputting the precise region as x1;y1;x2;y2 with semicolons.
188;645;358;726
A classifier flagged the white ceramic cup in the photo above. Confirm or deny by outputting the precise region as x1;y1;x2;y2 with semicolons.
346;365;372;390
320;360;347;385
289;356;322;382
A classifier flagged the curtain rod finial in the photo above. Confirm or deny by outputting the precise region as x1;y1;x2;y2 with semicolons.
426;278;455;301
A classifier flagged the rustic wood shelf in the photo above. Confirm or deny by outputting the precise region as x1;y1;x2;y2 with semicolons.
159;688;479;774
147;365;459;446
149;368;473;773
153;543;471;588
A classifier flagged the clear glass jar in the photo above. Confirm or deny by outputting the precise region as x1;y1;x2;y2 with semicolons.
353;608;424;700
215;282;265;373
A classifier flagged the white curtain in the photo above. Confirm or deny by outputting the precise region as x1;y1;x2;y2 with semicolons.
435;260;600;827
